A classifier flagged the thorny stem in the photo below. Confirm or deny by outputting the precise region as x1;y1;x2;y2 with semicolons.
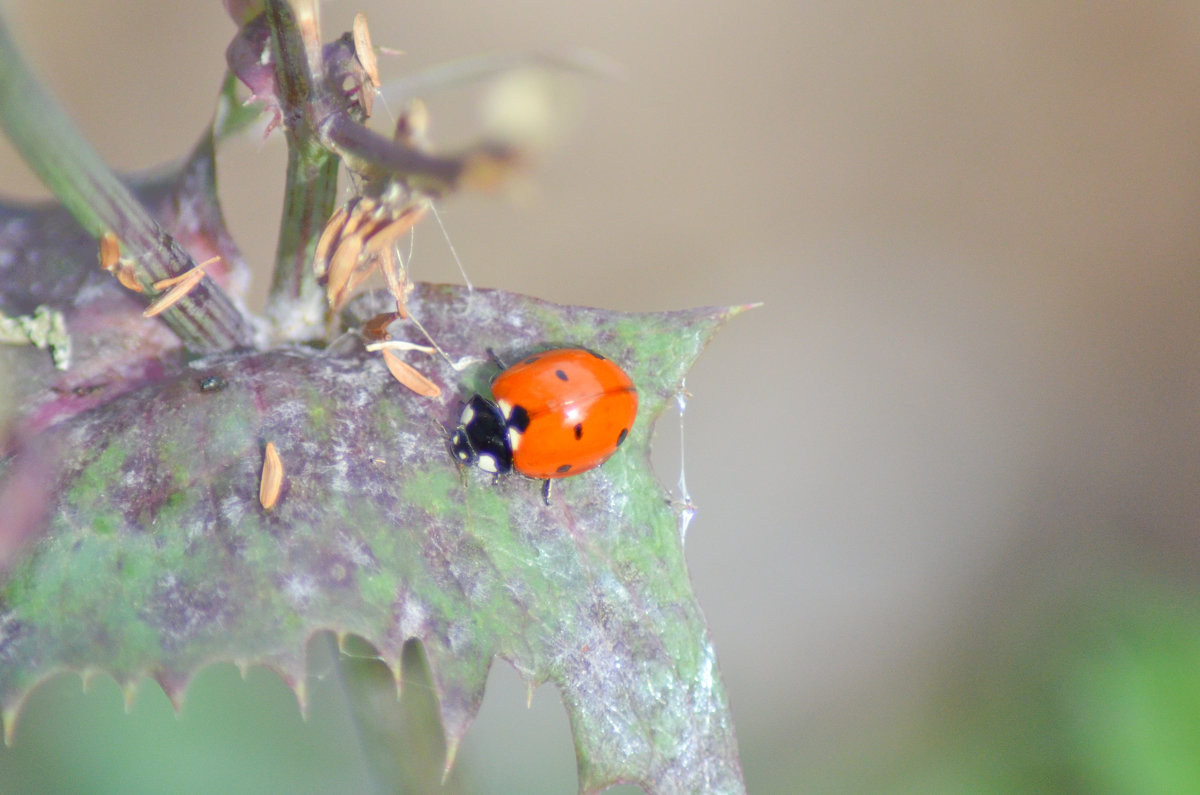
0;14;252;353
267;143;339;325
264;0;315;125
253;0;522;330
263;0;338;327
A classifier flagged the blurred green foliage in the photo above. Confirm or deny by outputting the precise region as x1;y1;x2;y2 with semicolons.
6;572;1200;793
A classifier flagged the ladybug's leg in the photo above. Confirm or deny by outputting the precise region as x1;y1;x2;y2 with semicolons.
445;436;468;480
541;478;552;506
485;347;509;370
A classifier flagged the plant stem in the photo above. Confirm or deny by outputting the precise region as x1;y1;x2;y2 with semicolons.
0;14;252;353
262;0;338;330
321;114;467;197
321;633;462;794
256;0;516;330
267;143;339;322
265;0;314;116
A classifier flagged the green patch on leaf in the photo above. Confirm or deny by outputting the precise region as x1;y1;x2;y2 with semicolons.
1;285;747;793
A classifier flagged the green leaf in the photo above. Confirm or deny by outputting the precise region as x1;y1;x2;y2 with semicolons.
0;284;747;794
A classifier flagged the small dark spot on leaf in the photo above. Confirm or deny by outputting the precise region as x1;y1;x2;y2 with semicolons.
588;599;615;630
574;423;583;440
72;383;106;397
199;376;228;392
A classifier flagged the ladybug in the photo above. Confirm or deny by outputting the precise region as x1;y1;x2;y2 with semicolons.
451;348;638;502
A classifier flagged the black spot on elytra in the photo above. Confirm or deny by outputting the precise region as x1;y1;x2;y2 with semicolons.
555;369;568;381
591;351;607;360
556;463;573;474
573;423;583;440
616;428;629;446
507;404;531;432
523;355;540;364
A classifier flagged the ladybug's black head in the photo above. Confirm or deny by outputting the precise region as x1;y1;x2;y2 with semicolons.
451;395;513;475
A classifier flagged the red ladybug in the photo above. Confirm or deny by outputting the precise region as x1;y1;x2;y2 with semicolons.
451;348;638;502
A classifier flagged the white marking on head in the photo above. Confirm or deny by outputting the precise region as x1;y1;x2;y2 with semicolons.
507;426;523;451
477;453;499;473
497;399;513;419
459;404;475;425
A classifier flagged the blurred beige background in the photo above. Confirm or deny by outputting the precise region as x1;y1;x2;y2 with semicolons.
4;1;1200;792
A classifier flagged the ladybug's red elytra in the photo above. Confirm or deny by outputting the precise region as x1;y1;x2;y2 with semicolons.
451;348;638;502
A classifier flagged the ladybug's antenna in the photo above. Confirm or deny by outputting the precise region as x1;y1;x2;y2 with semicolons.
485;348;510;370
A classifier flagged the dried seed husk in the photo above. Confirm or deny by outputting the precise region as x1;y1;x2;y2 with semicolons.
259;441;284;510
381;349;441;397
324;233;366;312
143;267;206;317
313;205;350;280
353;13;380;87
99;233;120;271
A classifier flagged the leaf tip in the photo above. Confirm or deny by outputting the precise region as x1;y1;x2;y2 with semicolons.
441;737;461;785
387;658;403;700
121;680;139;714
2;707;15;747
79;666;100;694
154;671;189;713
269;661;310;718
289;676;310;720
